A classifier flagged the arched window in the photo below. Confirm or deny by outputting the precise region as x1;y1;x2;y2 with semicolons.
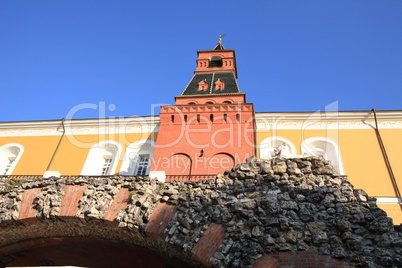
119;140;155;176
81;141;121;176
171;115;175;123
197;114;200;123
301;137;345;174
0;144;24;175
205;101;214;104
184;115;188;123
209;56;223;67
223;101;232;104
259;137;296;159
223;114;228;122
210;114;214;122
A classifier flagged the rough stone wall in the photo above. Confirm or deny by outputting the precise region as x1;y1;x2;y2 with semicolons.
0;157;401;267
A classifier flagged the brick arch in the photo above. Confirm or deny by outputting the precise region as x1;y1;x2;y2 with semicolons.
222;98;234;103
168;153;192;175
0;182;198;267
208;152;235;174
203;99;216;104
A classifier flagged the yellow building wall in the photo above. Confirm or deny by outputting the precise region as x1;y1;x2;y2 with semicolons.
377;204;402;224
379;129;402;195
50;132;156;175
0;136;61;175
0;132;156;176
1;122;400;224
256;128;401;197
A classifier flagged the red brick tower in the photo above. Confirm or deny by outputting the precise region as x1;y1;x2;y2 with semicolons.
150;41;255;181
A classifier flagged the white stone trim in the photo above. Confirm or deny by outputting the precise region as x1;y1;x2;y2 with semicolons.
256;120;402;130
259;136;297;159
256;110;402;130
0;116;160;137
301;137;345;175
81;140;122;176
375;197;401;204
149;171;166;182
0;143;24;175
119;140;155;176
256;110;402;121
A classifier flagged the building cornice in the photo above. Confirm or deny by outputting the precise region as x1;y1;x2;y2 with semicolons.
255;110;402;130
175;93;245;99
0;116;160;137
255;110;402;121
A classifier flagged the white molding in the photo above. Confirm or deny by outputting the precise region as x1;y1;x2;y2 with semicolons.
0;143;24;175
0;116;160;137
259;136;297;159
375;197;401;204
255;110;402;121
119;140;155;176
1;111;402;136
256;120;402;130
81;140;122;176
301;137;345;175
256;110;402;130
43;170;61;178
149;171;166;182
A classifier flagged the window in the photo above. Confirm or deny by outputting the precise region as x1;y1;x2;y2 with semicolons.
119;140;155;176
81;141;121;176
136;155;150;176
0;144;24;175
198;80;208;91
101;157;112;175
301;137;345;174
209;56;223;67
259;137;296;159
214;79;225;90
3;156;16;175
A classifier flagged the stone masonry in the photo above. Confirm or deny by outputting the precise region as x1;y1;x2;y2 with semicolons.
0;156;401;267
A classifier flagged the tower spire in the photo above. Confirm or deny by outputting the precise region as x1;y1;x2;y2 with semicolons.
213;34;226;50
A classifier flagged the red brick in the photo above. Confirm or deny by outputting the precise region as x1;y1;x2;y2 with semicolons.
104;188;130;227
253;255;279;268
191;223;225;267
59;185;87;218
145;202;177;240
19;188;42;224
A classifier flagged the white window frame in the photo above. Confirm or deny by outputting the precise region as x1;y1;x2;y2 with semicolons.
81;141;122;176
259;137;297;159
0;143;24;175
119;140;154;176
301;137;345;175
136;154;150;176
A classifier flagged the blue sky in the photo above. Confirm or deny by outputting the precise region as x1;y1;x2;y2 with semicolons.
0;1;401;122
